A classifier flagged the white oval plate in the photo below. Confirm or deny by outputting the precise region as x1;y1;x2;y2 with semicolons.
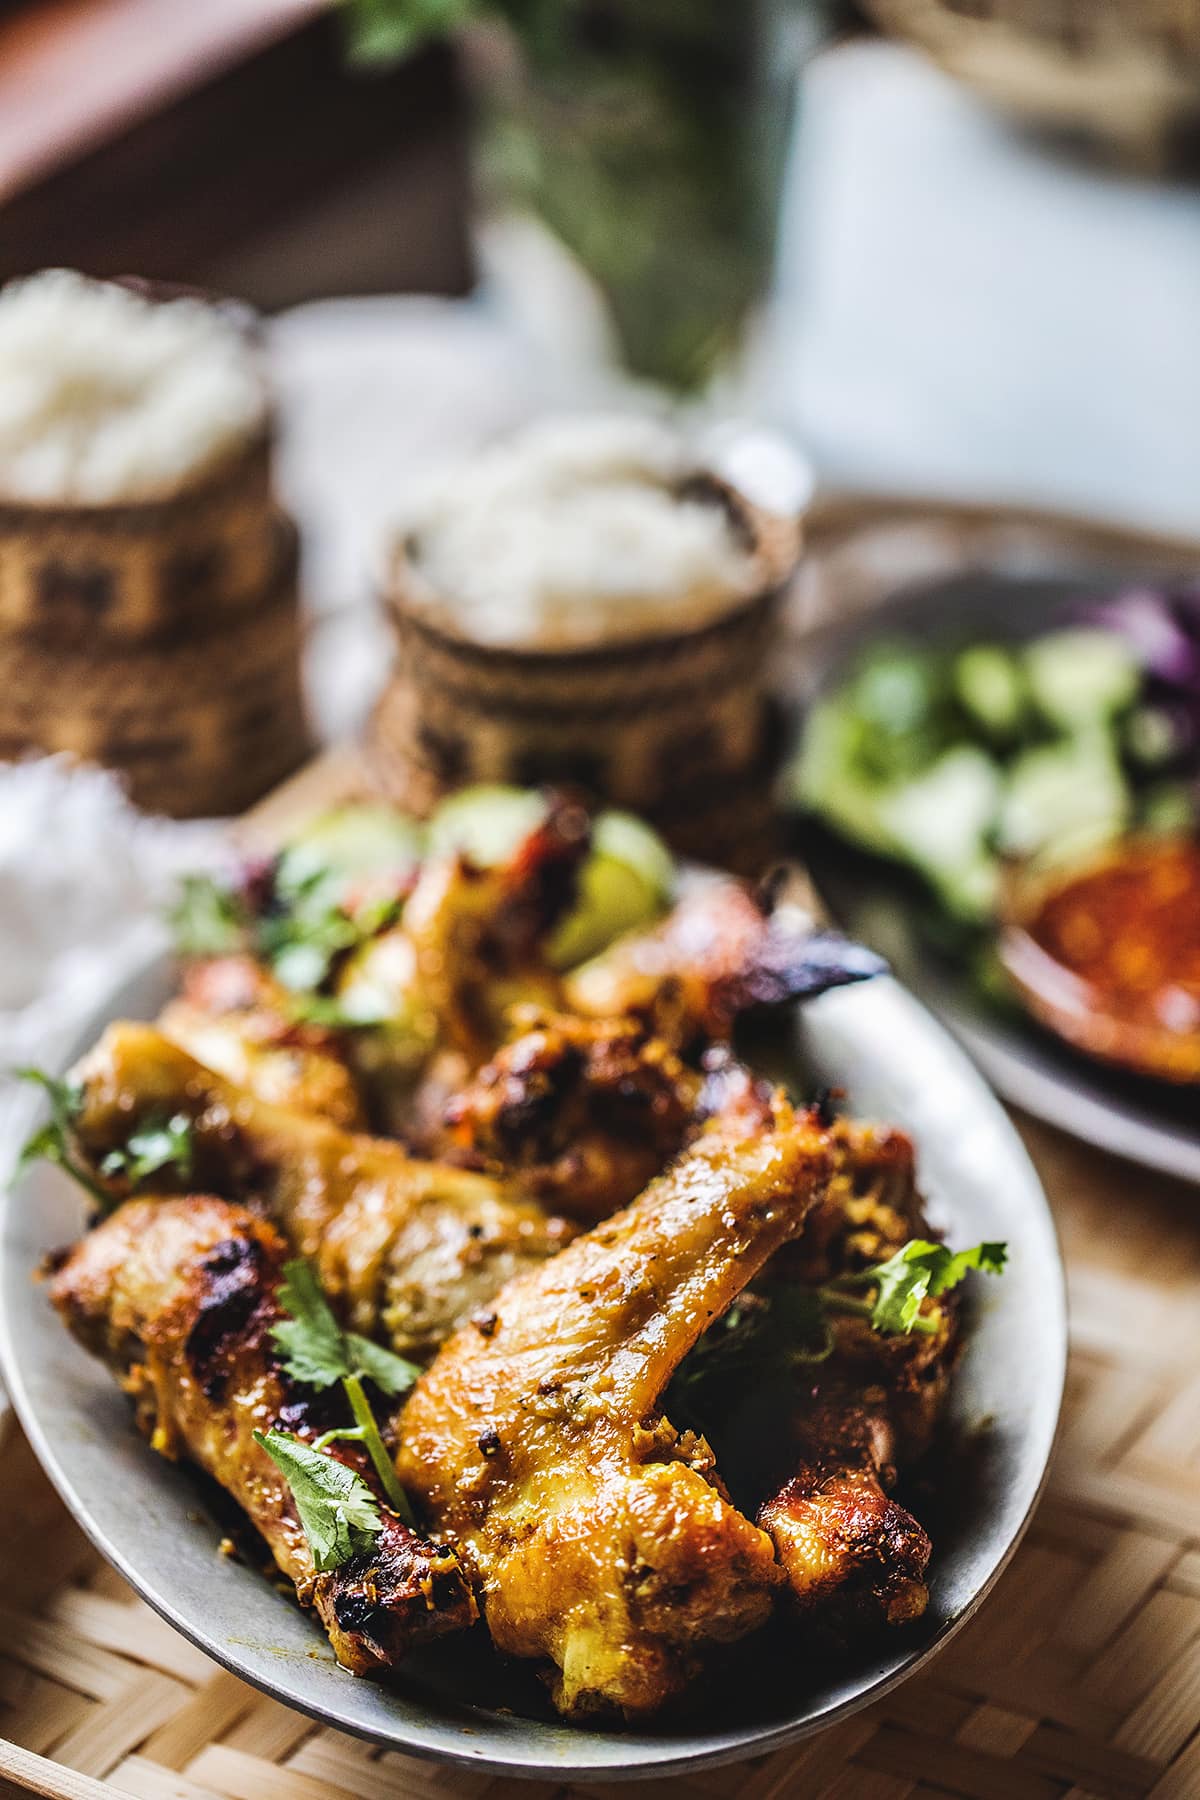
0;955;1065;1782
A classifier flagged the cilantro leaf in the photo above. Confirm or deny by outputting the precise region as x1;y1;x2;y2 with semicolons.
253;1428;381;1572
99;1112;194;1187
346;1333;422;1399
12;1068;111;1209
169;874;248;956
271;1260;351;1390
271;1259;420;1397
829;1238;1009;1336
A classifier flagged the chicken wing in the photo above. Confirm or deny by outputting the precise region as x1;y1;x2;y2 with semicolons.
564;877;886;1051
159;954;368;1129
396;1097;833;1720
397;792;590;1066
48;1196;476;1674
429;1008;700;1223
68;1023;574;1360
731;1122;951;1634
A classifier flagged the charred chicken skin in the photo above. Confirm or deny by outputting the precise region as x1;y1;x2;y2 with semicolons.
564;878;885;1051
396;1096;834;1721
431;1008;700;1223
748;1121;952;1634
68;1023;574;1360
48;1196;476;1674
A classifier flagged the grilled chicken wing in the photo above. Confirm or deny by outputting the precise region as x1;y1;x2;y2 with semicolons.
398;794;590;1066
430;1008;700;1223
160;954;367;1129
396;1097;833;1720
68;1023;574;1359
747;1121;951;1634
48;1196;476;1673
564;878;886;1050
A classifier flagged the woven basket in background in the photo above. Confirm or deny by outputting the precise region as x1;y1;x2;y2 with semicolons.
368;481;801;872
863;0;1200;162
0;423;310;816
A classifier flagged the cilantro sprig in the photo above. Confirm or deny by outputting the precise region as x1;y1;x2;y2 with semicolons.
254;1260;421;1567
13;1069;110;1208
170;863;404;1004
670;1237;1007;1429
13;1070;195;1210
99;1112;194;1188
821;1238;1008;1337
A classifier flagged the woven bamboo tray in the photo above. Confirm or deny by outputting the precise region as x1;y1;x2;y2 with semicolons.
4;498;1200;1798
1;1109;1197;1800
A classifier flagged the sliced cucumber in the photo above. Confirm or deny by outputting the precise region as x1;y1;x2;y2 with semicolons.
876;745;1003;924
791;694;899;856
997;731;1129;861
277;805;425;898
548;812;674;969
1024;629;1139;733
953;644;1028;743
426;786;549;868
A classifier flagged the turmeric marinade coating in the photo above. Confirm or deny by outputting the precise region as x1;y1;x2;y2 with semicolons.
67;1022;574;1360
396;1097;834;1720
48;1196;476;1675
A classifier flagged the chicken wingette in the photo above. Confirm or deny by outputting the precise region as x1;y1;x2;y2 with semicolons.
430;1008;699;1223
159;954;368;1129
716;1121;951;1635
67;1022;574;1359
48;1196;476;1673
396;1096;834;1721
564;877;886;1051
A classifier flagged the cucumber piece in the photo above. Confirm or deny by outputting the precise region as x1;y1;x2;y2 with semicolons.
548;812;674;969
848;644;952;782
428;786;673;968
952;644;1029;742
1140;781;1197;835
1024;629;1139;732
277;805;425;897
997;731;1129;860
1124;705;1184;772
876;746;1003;924
426;786;548;868
790;695;899;856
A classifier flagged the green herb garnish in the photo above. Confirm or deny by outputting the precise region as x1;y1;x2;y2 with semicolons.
99;1112;194;1187
669;1237;1007;1431
253;1430;383;1573
169;874;249;956
821;1238;1008;1337
254;1259;421;1564
12;1069;110;1209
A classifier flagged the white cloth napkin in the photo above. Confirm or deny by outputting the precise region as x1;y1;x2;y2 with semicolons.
0;758;224;1431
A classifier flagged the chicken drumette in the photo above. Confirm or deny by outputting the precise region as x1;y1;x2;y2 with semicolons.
67;1023;574;1360
48;1196;476;1674
396;1096;834;1720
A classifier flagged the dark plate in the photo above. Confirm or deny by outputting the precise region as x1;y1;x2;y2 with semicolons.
794;570;1200;1186
0;955;1064;1781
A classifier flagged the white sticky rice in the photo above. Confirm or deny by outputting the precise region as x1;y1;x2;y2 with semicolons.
0;270;266;504
400;416;756;650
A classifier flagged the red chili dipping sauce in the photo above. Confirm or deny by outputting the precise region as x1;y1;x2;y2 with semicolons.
1001;838;1200;1084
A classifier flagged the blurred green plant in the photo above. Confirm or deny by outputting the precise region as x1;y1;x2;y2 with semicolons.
341;0;799;391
